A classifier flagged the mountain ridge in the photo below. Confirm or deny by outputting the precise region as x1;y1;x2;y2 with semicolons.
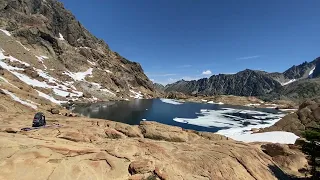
164;57;320;100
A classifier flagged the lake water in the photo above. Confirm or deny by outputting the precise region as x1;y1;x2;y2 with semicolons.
71;98;284;134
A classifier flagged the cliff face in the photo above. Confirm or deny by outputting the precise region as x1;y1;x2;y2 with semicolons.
0;0;155;103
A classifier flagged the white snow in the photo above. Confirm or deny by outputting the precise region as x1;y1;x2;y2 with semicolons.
64;68;93;81
1;89;37;109
105;70;112;73
58;33;65;41
0;29;11;36
130;89;143;99
0;50;30;67
52;89;70;97
208;101;224;105
26;99;41;106
1;49;83;98
281;79;296;86
12;71;50;88
36;56;48;69
100;88;116;96
245;103;260;107
201;99;208;102
16;41;30;51
160;98;183;105
309;67;316;78
217;130;299;144
87;60;96;66
173;108;298;143
36;90;66;104
279;109;298;112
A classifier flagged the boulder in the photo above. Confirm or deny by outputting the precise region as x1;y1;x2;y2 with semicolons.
299;100;316;110
261;143;289;157
312;107;320;121
104;128;125;139
294;138;308;146
50;108;59;114
261;143;309;176
83;92;92;98
128;159;155;175
4;127;20;133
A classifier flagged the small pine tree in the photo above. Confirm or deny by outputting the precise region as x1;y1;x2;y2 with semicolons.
302;129;320;179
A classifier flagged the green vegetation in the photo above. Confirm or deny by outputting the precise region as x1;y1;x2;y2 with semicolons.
302;129;320;179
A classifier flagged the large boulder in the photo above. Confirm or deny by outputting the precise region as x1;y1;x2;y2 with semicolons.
261;143;309;177
128;159;155;175
261;100;320;136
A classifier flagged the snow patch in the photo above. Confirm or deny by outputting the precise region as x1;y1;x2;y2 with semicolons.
0;29;11;36
26;99;41;106
58;33;65;40
36;55;49;70
245;103;260;107
105;69;112;73
16;41;30;51
130;90;143;99
100;89;116;96
160;98;183;105
1;89;37;109
64;68;93;81
281;79;296;86
87;60;96;66
1;49;83;99
309;67;316;78
217;130;299;144
36;90;66;104
208;101;224;105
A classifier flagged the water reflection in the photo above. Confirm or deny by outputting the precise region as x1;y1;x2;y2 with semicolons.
73;99;153;125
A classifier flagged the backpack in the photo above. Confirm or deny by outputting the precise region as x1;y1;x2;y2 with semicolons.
32;112;46;127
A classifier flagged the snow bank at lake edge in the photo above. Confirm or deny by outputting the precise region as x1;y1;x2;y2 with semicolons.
160;98;183;105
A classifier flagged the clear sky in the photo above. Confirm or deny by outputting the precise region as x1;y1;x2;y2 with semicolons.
60;0;320;85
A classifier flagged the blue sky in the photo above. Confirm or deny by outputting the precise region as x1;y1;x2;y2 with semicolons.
60;0;320;85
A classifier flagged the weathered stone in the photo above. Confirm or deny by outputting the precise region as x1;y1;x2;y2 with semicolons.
4;127;20;133
295;138;308;146
128;159;155;175
140;121;188;142
261;143;289;157
105;128;125;139
50;108;59;114
299;100;316;110
198;132;230;141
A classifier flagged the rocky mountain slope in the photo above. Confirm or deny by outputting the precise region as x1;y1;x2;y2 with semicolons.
165;57;320;100
0;0;155;106
165;69;282;96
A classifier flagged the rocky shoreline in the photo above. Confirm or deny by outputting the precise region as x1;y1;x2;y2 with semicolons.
0;111;309;179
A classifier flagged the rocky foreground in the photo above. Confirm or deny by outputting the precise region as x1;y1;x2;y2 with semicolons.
0;112;308;180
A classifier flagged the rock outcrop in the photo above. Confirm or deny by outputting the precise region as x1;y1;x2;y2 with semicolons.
261;99;320;136
0;112;304;180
